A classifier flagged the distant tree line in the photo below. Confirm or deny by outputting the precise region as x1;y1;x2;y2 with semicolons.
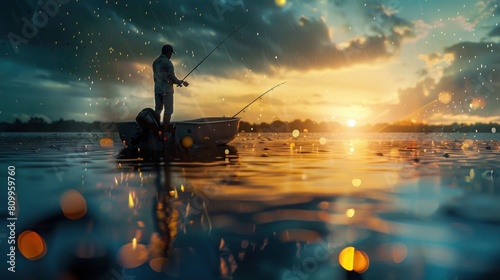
239;119;499;133
0;118;116;132
0;117;498;133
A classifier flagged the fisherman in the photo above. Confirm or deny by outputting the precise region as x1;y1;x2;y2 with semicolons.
153;44;189;140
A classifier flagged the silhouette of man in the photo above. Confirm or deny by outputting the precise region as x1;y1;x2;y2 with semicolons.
153;44;189;139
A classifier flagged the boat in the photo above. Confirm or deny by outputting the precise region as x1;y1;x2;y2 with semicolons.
117;108;240;149
172;117;240;147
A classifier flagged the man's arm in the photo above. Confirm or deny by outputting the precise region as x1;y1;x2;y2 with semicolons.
165;60;183;86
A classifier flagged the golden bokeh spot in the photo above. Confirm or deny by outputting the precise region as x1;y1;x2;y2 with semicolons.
353;250;369;273
352;179;362;187
181;136;193;148
438;91;452;104
128;192;135;208
60;190;87;220
99;137;114;148
18;230;47;260
469;97;486;110
339;246;355;271
346;208;356;218
116;239;149;269
339;246;369;273
292;129;300;138
319;137;327;145
275;0;286;7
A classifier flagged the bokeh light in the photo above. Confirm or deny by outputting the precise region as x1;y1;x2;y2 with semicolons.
181;136;193;148
60;190;87;219
150;257;169;273
392;243;408;263
346;208;356;218
128;192;135;208
18;230;47;260
352;179;362;187
292;129;300;138
438;91;452;104
469;97;486;110
319;137;327;145
339;246;369;273
116;238;149;268
99;137;114;148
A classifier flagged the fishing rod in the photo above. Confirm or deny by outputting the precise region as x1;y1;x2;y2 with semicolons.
180;23;246;82
232;82;286;118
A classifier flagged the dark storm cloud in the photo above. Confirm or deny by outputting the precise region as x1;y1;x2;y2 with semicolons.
3;0;416;75
208;0;415;74
487;26;500;37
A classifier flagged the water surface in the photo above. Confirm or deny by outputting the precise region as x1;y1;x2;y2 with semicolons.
1;132;500;280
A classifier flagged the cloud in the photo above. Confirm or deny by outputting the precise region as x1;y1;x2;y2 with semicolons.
487;26;500;37
393;36;500;123
3;0;417;75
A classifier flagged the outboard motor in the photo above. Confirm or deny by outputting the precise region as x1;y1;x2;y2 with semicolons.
131;108;160;145
136;108;161;134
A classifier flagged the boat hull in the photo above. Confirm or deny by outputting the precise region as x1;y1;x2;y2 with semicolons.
117;117;240;148
172;117;240;147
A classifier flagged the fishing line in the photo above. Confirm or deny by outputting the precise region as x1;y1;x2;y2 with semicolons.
181;23;246;82
232;82;287;118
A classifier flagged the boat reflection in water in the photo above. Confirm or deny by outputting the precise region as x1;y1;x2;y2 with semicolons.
113;144;240;279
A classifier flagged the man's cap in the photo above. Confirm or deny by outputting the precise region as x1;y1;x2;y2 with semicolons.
162;44;176;54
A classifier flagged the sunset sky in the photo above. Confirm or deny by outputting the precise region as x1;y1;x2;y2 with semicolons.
2;0;500;126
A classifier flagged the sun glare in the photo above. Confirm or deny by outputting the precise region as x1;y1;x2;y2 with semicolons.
348;119;357;127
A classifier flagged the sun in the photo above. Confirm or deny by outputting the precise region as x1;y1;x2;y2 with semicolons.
347;119;357;127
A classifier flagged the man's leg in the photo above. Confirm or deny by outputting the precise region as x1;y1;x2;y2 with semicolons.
154;93;163;123
163;113;171;136
163;92;174;141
